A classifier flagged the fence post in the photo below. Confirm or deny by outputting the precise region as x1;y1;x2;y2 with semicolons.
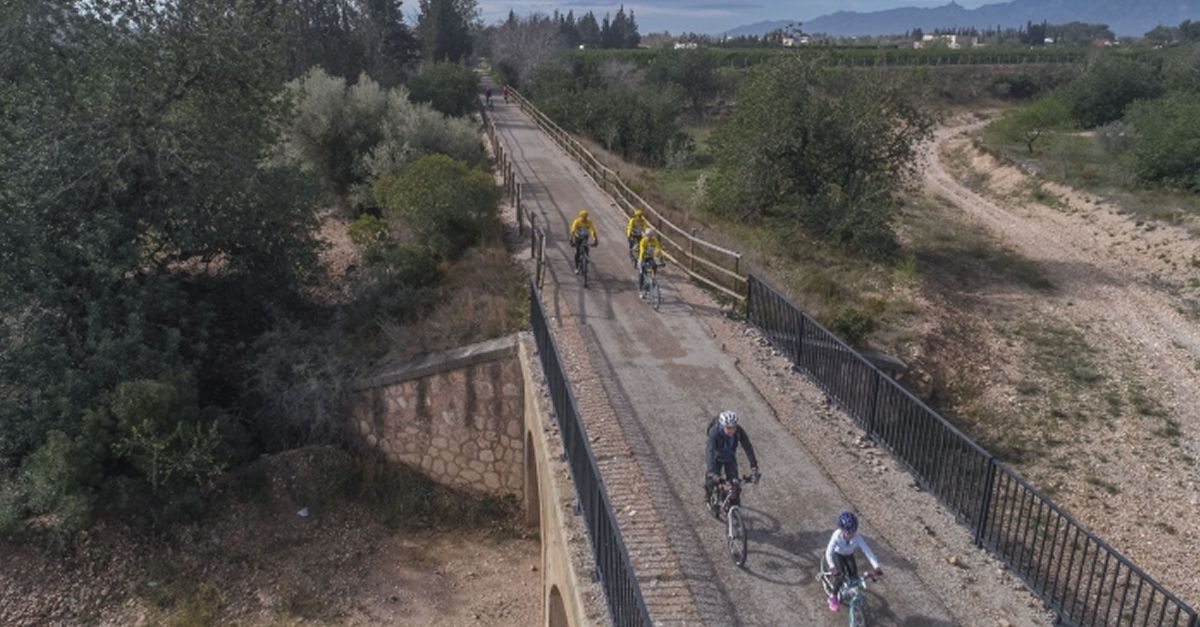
796;313;807;363
745;274;754;322
974;459;998;547
866;372;881;435
529;213;537;259
516;184;524;235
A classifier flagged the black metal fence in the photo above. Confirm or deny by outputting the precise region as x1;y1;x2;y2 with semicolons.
530;281;653;627
745;274;1197;627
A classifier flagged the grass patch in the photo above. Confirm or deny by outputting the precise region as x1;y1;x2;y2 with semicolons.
1085;474;1121;496
1017;322;1104;389
1154;521;1179;536
981;125;1200;224
907;195;1054;293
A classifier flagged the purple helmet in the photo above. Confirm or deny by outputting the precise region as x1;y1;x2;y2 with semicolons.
838;511;858;532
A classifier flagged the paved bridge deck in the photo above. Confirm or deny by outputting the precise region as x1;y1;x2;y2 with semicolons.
490;97;960;626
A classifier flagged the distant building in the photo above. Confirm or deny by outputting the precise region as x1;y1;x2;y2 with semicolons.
674;41;699;50
781;36;810;47
1091;38;1115;47
919;33;978;49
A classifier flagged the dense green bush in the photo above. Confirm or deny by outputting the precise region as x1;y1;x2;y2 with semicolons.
407;61;481;117
281;68;485;209
1062;55;1163;128
1;0;322;537
374;155;501;259
526;64;691;166
706;57;932;260
829;308;877;345
1124;93;1200;190
986;73;1044;100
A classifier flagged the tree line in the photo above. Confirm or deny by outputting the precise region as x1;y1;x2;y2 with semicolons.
0;0;496;540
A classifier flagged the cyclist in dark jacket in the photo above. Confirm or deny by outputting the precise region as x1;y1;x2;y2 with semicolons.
704;410;759;505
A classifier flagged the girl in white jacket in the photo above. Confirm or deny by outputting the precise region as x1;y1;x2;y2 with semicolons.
825;511;883;612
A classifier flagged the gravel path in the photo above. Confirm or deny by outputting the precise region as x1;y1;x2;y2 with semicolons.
490;94;1054;626
923;118;1200;605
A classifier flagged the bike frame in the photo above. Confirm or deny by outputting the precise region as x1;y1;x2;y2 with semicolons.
818;568;877;627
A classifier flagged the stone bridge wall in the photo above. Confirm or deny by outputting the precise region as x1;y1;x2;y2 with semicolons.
351;336;525;497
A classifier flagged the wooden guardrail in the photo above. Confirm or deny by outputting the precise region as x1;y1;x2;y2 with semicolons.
506;87;748;303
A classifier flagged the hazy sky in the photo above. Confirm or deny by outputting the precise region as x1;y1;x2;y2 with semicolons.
479;0;996;34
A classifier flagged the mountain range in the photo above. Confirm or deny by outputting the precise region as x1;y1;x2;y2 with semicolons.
723;0;1200;38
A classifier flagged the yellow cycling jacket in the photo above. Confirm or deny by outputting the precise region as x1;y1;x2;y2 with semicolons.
626;215;650;238
569;216;597;242
638;235;662;262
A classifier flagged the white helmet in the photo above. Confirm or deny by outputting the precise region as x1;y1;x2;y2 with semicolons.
644;228;656;238
718;410;739;428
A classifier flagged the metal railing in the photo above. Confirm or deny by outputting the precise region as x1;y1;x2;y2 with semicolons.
506;87;748;303
482;103;545;287
745;275;1197;627
530;280;653;627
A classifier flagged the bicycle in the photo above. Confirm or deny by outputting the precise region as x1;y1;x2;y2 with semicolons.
707;473;758;567
816;564;880;627
573;238;595;288
639;258;663;310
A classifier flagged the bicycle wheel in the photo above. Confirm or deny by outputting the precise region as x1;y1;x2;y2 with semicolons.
651;276;661;310
850;595;869;627
727;506;747;567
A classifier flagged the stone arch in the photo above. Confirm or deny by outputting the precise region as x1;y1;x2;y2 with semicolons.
525;430;540;527
548;584;569;627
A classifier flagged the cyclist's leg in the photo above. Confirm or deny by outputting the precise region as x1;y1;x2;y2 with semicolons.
638;259;646;291
832;552;856;594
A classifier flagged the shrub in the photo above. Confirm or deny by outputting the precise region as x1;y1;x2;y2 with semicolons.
829;308;877;345
1095;120;1135;156
373;155;501;259
361;90;487;190
407;62;480;117
281;69;486;209
98;378;225;495
986;73;1043;100
1124;93;1200;190
279;68;389;206
1063;55;1163;128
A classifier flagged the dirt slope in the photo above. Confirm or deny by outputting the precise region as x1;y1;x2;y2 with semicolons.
922;117;1200;604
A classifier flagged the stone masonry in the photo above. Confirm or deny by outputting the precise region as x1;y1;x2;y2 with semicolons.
352;336;525;497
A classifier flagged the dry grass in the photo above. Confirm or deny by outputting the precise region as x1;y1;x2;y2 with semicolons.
380;244;529;365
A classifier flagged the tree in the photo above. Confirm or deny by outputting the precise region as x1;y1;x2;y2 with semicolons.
578;11;601;48
995;93;1071;153
407;61;481;116
1144;25;1178;46
1064;55;1163;128
416;0;476;62
490;13;566;86
649;50;717;115
1;0;319;529
1181;20;1200;42
356;0;421;86
1125;93;1200;190
706;58;932;259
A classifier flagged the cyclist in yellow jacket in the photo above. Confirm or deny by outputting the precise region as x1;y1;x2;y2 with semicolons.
569;209;598;274
637;227;663;297
626;209;651;269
